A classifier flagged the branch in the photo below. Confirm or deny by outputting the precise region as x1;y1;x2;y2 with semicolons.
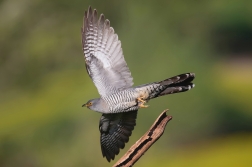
113;109;172;167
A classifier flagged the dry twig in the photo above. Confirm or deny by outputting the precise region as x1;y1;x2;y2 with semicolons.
113;109;172;167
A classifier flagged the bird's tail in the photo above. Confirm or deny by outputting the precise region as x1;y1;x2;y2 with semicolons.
156;73;195;97
148;73;195;99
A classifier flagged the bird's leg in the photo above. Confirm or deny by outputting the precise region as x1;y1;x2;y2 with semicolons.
136;96;146;103
136;96;149;108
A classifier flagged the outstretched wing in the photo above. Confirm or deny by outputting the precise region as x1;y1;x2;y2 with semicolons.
82;6;133;97
99;110;138;162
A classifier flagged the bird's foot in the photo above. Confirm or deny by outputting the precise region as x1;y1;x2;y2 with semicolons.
138;103;149;108
136;96;146;104
136;96;149;108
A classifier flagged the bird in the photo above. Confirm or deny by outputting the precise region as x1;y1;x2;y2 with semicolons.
81;6;195;162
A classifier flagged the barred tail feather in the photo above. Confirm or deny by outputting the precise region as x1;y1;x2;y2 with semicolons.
157;73;195;97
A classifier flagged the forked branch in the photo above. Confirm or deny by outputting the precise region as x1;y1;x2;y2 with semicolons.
113;109;172;167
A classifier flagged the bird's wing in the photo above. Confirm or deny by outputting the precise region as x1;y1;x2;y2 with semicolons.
82;6;133;97
99;110;138;162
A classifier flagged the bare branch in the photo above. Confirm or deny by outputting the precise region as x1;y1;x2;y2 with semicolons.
113;109;172;167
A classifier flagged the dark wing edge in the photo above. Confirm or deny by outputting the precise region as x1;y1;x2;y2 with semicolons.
99;110;138;162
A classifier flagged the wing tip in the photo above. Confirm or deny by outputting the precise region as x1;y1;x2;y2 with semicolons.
88;6;92;18
101;145;115;162
105;19;110;28
99;13;105;23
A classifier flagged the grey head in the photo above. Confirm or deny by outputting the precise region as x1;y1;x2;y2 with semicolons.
82;98;108;113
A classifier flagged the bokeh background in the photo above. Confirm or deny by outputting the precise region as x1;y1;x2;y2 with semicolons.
1;0;252;166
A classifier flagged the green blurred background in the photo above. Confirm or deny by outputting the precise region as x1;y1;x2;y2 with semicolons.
1;0;252;166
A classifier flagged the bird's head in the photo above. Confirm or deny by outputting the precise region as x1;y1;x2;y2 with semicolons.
82;98;105;112
82;99;94;108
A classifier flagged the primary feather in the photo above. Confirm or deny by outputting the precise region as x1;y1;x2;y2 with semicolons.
82;6;133;97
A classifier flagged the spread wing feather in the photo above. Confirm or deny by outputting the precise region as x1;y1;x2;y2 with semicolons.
99;110;138;162
82;6;133;97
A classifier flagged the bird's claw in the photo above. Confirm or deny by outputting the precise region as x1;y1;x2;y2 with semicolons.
137;97;146;103
138;103;149;108
137;96;149;108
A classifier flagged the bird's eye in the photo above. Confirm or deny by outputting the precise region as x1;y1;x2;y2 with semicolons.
89;102;92;105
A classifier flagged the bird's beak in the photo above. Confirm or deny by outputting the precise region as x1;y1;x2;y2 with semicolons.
82;103;92;107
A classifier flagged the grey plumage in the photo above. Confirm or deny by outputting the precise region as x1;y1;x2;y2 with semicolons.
81;6;195;162
82;6;133;98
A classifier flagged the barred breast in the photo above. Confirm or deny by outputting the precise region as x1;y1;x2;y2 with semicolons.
102;89;139;113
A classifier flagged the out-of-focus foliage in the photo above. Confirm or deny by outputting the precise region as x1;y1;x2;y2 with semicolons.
1;0;252;166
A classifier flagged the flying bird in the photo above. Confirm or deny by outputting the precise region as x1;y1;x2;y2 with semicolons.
81;6;195;162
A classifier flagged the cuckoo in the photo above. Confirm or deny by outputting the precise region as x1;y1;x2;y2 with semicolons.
81;6;195;162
